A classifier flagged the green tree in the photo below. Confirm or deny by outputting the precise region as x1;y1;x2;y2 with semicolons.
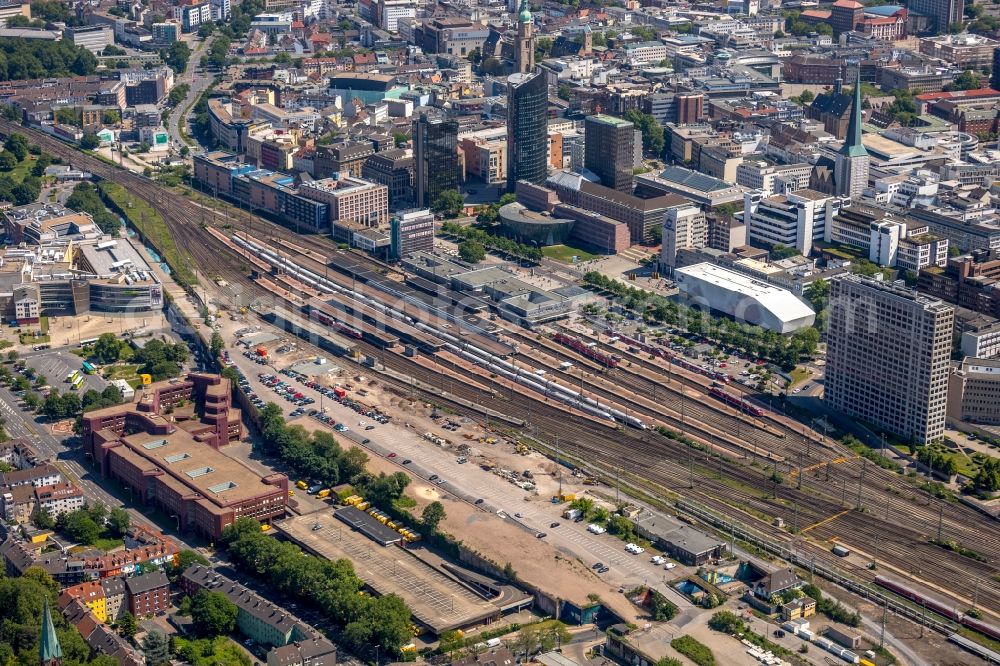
607;514;634;540
107;507;130;536
80;133;100;150
481;57;503;75
431;189;464;218
656;660;683;666
190;590;239;637
118;611;137;638
945;69;983;91
210;331;224;359
162;41;191;74
708;610;746;634
33;507;55;529
142;630;171;666
173;549;210;574
0;151;16;171
93;333;123;364
624;109;665;156
4;133;28;161
804;279;830;312
770;244;800;260
974;458;1000;493
458;240;486;263
64;509;101;544
421;501;446;532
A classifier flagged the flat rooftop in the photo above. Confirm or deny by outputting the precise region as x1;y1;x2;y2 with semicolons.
335;506;402;545
118;429;280;507
277;513;499;634
588;113;632;128
76;240;156;283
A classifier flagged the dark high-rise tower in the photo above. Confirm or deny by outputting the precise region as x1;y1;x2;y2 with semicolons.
413;113;459;207
506;71;548;191
585;114;635;192
907;0;962;33
992;47;1000;91
834;77;869;199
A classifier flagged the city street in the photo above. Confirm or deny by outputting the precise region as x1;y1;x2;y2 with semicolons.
166;35;217;152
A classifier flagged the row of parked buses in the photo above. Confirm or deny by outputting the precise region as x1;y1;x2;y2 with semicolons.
64;370;84;390
343;495;421;542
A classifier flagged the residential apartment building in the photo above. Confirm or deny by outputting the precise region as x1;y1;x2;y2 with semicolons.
125;571;170;617
390;209;434;260
314;142;374;179
180;564;336;664
34;482;84;519
918;249;1000;318
825;275;953;443
377;0;414;31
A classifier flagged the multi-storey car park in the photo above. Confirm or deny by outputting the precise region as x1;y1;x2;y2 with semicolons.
8;120;1000;651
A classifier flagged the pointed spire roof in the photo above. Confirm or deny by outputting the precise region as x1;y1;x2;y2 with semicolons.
842;74;868;158
40;598;63;665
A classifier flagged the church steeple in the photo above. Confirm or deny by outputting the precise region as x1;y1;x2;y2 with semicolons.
514;0;534;74
834;70;870;199
40;599;63;666
841;76;867;158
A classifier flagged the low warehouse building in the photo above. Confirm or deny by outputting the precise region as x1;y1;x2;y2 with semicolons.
674;262;815;334
632;510;727;566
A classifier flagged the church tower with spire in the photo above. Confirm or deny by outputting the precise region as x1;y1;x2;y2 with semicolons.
834;74;869;199
515;0;534;74
40;599;63;666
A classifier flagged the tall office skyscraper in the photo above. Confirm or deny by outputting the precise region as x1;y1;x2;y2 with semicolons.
515;0;534;74
834;77;869;199
992;47;1000;90
413;113;459;207
506;72;548;190
584;114;635;192
825;274;953;444
506;0;546;190
908;0;962;33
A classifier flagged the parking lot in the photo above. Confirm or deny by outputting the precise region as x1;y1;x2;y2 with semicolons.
23;349;109;393
278;513;499;633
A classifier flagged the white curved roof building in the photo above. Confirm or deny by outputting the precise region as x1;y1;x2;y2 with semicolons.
675;262;815;334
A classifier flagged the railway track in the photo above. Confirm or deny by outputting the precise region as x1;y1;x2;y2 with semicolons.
6;120;1000;621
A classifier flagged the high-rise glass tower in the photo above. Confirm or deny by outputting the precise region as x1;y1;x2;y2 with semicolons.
506;72;548;191
413;113;459;207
